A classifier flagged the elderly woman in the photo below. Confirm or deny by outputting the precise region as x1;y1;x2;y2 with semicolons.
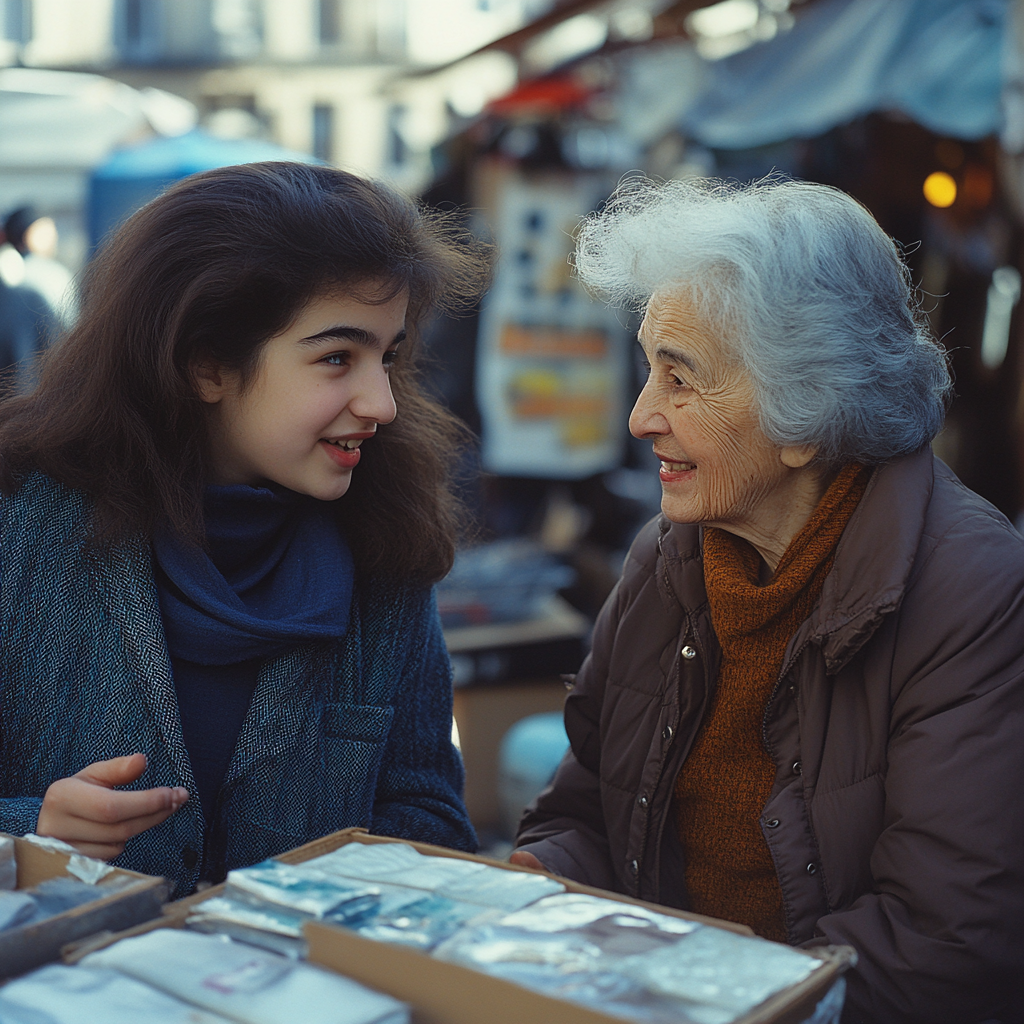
511;178;1024;1024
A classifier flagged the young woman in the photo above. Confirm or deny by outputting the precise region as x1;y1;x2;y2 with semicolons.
0;162;490;896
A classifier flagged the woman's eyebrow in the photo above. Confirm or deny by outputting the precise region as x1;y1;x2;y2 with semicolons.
654;344;697;371
300;326;406;347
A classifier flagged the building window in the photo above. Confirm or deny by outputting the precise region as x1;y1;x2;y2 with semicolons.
312;103;334;163
318;0;340;46
3;0;32;44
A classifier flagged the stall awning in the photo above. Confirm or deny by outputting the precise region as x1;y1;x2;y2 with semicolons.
682;0;1006;149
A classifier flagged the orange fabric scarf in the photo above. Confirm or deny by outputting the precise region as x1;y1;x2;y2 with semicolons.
674;463;871;941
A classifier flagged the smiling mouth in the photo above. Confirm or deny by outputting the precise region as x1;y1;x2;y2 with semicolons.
322;438;363;451
659;459;696;472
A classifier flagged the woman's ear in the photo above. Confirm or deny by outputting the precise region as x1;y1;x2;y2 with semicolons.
192;360;228;404
780;444;817;469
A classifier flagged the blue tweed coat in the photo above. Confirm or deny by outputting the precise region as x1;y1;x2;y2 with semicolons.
0;474;476;895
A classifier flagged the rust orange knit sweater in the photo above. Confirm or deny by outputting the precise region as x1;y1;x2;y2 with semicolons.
674;464;871;942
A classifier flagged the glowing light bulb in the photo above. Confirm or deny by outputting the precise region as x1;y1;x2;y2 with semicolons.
924;171;957;208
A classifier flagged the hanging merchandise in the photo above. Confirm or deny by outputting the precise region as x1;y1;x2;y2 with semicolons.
475;165;631;478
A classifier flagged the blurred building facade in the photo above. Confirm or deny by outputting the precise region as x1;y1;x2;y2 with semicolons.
0;0;533;192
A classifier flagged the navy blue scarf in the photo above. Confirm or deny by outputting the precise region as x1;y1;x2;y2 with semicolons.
153;484;354;666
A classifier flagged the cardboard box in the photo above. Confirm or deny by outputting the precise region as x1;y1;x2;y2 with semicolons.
65;828;854;1024
0;833;169;980
298;831;853;1024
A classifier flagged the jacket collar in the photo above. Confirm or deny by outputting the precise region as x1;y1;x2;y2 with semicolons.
654;447;935;674
811;447;934;672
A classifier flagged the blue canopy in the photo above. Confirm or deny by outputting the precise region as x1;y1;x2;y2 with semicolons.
682;0;1006;149
88;130;314;249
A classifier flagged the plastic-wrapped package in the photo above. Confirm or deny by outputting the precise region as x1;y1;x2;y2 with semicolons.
0;877;110;932
308;843;565;912
497;893;699;938
620;925;820;1022
190;894;308;938
0;963;230;1024
0;890;35;931
349;889;492;951
0;837;16;891
434;893;824;1024
82;929;409;1024
186;914;307;960
21;878;108;924
189;881;488;955
437;868;565;912
309;843;485;890
225;860;380;921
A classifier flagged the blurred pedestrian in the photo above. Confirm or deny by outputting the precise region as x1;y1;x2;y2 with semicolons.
2;206;77;328
0;163;490;895
0;242;57;387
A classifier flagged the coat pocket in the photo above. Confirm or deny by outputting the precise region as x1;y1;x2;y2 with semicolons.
322;702;395;743
231;702;396;844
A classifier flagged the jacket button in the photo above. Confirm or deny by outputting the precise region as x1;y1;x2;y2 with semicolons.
662;725;674;741
806;862;817;875
629;859;639;876
788;684;796;696
182;846;198;871
681;645;697;660
765;818;780;828
792;761;802;774
637;794;649;809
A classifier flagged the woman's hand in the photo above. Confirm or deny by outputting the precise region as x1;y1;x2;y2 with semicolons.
509;849;546;871
36;753;189;861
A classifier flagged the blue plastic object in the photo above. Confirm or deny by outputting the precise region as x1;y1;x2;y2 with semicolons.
87;130;315;249
498;712;570;839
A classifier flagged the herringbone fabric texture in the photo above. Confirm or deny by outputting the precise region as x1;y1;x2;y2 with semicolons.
0;474;476;895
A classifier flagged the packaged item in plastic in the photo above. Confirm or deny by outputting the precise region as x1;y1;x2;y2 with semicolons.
225;860;380;921
0;890;35;931
497;893;698;936
349;888;491;951
0;963;230;1024
186;914;307;960
22;877;108;923
309;842;485;889
83;929;410;1024
619;925;820;1022
189;894;308;939
437;868;565;912
434;893;823;1024
309;843;565;912
0;836;16;890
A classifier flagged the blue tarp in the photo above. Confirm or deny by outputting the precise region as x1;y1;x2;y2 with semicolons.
682;0;1007;149
87;130;313;249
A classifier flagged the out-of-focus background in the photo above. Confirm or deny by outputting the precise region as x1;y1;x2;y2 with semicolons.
2;0;1021;848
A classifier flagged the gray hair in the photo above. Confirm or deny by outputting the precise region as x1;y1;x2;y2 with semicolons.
575;176;951;465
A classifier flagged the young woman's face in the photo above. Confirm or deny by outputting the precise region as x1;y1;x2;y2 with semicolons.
198;287;405;501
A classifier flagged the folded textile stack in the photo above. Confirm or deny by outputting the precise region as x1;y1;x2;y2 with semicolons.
0;876;136;933
186;843;565;956
305;842;565;913
433;892;823;1024
0;930;409;1024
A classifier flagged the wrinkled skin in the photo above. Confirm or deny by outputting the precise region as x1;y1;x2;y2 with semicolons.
629;290;826;573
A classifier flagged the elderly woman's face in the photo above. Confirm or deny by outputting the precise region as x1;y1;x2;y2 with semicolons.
630;291;799;530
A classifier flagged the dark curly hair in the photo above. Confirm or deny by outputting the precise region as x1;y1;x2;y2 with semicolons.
0;162;492;584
